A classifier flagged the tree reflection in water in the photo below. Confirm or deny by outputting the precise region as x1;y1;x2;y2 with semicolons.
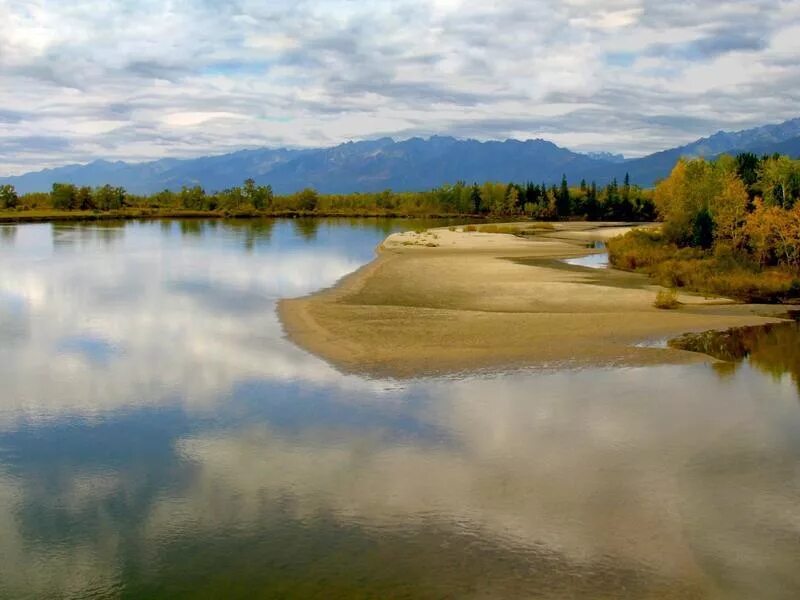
670;313;800;390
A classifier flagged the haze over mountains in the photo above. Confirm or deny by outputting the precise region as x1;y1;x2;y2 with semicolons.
3;118;800;196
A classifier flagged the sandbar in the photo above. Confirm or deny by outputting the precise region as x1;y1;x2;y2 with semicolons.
278;222;789;378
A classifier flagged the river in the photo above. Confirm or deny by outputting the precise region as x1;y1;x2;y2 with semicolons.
1;219;799;599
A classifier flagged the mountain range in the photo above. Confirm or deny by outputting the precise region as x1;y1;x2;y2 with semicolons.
3;118;800;195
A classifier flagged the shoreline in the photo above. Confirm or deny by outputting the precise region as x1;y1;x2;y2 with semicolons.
278;222;791;378
0;209;482;224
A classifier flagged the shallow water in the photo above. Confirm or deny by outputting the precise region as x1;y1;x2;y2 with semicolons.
1;219;800;599
562;241;609;269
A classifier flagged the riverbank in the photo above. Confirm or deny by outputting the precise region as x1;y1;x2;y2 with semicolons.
607;228;800;303
0;208;479;224
279;222;790;377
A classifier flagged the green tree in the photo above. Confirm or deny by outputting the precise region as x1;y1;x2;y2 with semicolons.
95;185;124;210
760;155;800;208
585;181;600;220
51;183;77;210
180;186;206;210
243;178;273;210
691;207;715;249
76;186;95;210
556;174;570;216
735;152;760;190
0;184;18;209
296;188;319;211
470;184;482;214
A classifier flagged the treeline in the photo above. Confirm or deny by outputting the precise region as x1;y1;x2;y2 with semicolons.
432;176;654;220
1;176;654;221
609;153;800;302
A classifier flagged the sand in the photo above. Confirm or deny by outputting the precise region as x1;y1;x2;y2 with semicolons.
278;222;790;378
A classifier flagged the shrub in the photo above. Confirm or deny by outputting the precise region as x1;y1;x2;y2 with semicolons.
607;229;680;270
609;228;800;302
654;289;680;309
478;225;518;234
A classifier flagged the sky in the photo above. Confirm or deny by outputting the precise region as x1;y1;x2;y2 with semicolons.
1;0;799;175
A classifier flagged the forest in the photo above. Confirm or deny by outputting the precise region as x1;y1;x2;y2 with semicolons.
4;153;800;301
0;175;653;221
608;153;800;302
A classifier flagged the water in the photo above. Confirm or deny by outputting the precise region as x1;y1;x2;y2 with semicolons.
562;241;609;269
1;219;800;599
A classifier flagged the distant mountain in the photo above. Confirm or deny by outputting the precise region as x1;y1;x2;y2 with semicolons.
0;136;605;195
584;151;626;163
3;118;800;194
578;117;800;186
725;135;800;159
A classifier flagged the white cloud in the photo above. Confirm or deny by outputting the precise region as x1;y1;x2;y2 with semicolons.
0;0;798;174
0;221;397;428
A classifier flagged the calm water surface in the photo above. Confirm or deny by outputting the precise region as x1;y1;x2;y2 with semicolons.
1;219;800;599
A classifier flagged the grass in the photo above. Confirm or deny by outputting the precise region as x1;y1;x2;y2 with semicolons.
654;289;680;309
608;229;800;303
460;222;556;235
479;224;518;234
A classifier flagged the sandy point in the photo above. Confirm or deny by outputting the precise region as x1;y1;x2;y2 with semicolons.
278;222;789;378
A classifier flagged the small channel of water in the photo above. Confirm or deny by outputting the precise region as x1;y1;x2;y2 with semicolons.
562;240;609;269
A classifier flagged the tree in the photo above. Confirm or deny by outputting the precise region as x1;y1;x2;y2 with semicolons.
760;155;800;209
376;189;395;210
0;184;18;209
622;172;631;204
504;185;520;215
556;174;570;216
746;199;800;270
735;152;760;190
296;188;318;211
654;159;716;245
76;186;95;210
691;207;715;249
585;181;600;220
51;183;77;210
480;182;507;215
180;185;206;210
243;178;273;210
470;184;482;214
95;185;124;210
709;172;749;250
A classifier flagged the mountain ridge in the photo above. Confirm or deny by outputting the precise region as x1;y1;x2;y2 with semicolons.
3;118;800;195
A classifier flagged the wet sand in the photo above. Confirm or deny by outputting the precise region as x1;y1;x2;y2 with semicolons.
278;222;789;378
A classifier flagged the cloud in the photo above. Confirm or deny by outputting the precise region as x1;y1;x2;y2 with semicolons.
0;0;798;174
0;220;400;428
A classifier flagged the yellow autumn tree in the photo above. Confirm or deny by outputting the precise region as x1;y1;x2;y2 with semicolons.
746;199;800;270
760;155;800;208
709;171;749;250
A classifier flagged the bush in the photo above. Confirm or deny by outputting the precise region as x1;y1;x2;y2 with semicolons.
654;289;680;309
607;229;682;270
478;224;517;234
609;229;800;302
